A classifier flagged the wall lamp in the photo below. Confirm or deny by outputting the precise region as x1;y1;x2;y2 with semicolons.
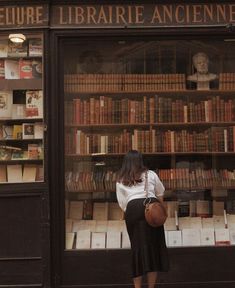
9;33;26;43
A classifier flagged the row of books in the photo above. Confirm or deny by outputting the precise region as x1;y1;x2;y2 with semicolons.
0;164;43;183
65;199;233;224
0;39;42;58
66;201;123;221
66;215;235;234
66;228;235;249
165;228;235;247
0;123;44;140
66;227;130;250
154;96;234;123
65;170;116;192
219;73;235;90
0;90;43;119
0;59;42;80
64;73;186;93
0;144;43;160
66;95;235;125
165;214;235;230
64;73;235;93
65;216;235;249
159;168;235;189
65;168;235;194
65;127;235;154
167;200;225;218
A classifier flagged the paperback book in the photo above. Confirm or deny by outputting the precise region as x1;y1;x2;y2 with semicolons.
0;40;8;57
32;60;42;78
0;91;13;119
25;90;43;118
0;59;5;78
7;41;27;57
28;38;43;56
22;123;34;139
19;59;32;79
4;59;19;79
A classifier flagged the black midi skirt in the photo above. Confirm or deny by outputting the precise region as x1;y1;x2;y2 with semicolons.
125;198;169;278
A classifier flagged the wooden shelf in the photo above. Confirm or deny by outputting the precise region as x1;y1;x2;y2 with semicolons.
65;89;235;97
66;186;235;194
0;79;42;90
0;56;42;60
0;139;43;143
0;118;43;123
65;152;235;158
65;122;235;129
0;159;43;164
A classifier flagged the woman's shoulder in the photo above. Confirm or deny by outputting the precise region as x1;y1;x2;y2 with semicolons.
147;169;156;176
147;170;160;180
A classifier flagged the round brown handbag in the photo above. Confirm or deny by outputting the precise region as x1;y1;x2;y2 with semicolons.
144;198;168;227
143;171;168;227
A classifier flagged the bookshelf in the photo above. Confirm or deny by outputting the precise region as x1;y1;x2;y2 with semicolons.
63;39;235;250
0;33;44;184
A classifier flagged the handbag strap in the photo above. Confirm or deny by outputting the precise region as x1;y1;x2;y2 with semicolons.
143;171;151;206
144;170;148;197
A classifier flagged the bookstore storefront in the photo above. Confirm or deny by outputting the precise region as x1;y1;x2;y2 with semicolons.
1;1;235;288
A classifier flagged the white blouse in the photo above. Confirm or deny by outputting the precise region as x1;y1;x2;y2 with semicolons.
116;170;165;212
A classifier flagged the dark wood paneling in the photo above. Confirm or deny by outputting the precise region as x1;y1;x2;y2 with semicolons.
0;259;42;285
0;195;41;258
61;284;235;288
62;250;132;285
61;247;235;287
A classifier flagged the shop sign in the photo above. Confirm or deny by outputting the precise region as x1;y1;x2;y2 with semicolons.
0;3;234;29
0;5;48;29
51;3;235;27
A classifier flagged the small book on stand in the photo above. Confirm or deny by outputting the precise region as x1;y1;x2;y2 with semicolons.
93;202;109;220
0;40;8;57
0;91;13;119
28;38;43;57
0;165;7;182
215;228;230;245
25;90;43;118
0;59;5;79
4;59;19;79
32;60;42;78
200;228;215;246
69;201;83;220
22;123;34;139
22;164;37;182
168;230;182;247
106;231;121;249
7;164;23;183
76;230;91;249
182;229;201;246
19;59;32;79
8;41;27;57
65;232;75;250
91;232;106;249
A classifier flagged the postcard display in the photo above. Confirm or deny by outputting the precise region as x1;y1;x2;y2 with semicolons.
63;39;235;250
0;35;44;184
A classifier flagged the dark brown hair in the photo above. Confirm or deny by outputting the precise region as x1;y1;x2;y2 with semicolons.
117;150;147;186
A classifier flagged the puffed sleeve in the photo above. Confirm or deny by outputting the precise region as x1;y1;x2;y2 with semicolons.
154;172;165;196
116;182;127;211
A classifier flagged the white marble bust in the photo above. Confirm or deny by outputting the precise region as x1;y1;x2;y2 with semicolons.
187;52;218;90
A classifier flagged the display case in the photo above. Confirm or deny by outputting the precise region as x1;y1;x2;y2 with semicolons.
0;33;44;184
63;38;235;250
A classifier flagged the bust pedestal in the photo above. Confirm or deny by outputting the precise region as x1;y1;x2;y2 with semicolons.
196;80;210;91
187;73;217;91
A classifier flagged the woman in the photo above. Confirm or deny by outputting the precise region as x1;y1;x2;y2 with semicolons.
116;150;169;288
